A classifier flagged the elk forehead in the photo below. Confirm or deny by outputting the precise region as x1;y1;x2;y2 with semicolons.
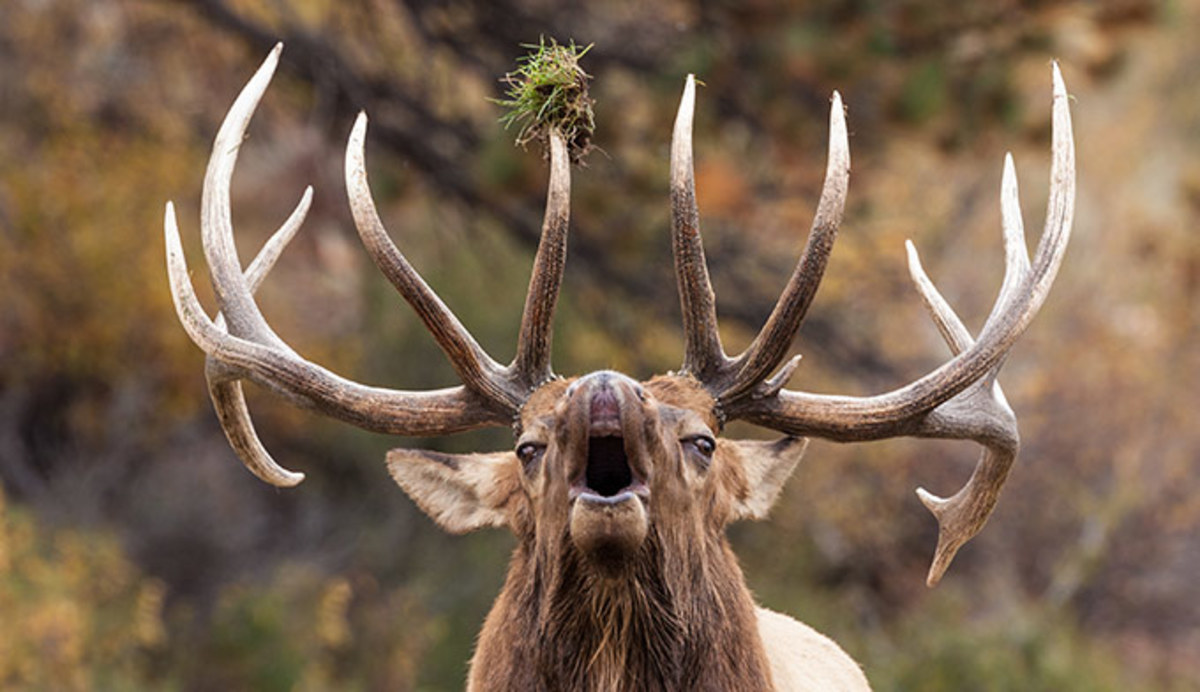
517;371;719;434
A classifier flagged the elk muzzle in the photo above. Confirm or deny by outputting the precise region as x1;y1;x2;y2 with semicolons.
562;372;652;565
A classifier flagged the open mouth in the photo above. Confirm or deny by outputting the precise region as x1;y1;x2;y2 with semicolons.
571;374;647;503
585;436;634;497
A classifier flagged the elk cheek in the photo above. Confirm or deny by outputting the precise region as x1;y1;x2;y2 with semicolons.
569;495;648;568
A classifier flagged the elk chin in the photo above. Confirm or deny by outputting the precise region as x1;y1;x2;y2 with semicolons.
569;490;648;570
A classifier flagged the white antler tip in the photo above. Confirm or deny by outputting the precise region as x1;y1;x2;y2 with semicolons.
1001;152;1018;195
351;112;369;143
904;238;922;269
261;44;282;74
275;470;306;487
164;202;182;246
678;75;697;119
1051;61;1066;98
826;91;850;172
671;75;698;179
829;92;847;131
915;486;948;515
348;114;369;170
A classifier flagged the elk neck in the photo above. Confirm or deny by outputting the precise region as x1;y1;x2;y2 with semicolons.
470;516;774;691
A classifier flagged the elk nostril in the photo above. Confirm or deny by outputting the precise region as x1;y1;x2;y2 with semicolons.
586;437;633;497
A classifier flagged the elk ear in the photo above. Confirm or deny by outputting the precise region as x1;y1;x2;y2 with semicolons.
387;449;518;533
726;437;809;521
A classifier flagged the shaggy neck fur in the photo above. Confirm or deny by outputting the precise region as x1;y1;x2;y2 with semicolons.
467;519;773;692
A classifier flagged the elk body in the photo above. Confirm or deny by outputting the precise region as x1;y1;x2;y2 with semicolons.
165;45;1074;691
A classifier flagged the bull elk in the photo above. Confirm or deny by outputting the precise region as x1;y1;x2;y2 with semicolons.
164;44;1074;691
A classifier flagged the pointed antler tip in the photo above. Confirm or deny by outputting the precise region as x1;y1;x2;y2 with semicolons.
915;486;947;514
904;239;921;265
924;540;960;588
277;470;306;487
348;115;369;161
826;93;850;169
1001;153;1018;189
262;44;283;72
680;76;697;107
1051;61;1066;97
830;93;847;122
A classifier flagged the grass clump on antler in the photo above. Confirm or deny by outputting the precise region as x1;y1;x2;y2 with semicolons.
495;37;595;164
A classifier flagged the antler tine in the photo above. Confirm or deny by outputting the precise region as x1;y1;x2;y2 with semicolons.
240;186;313;294
204;185;313;487
671;74;729;380
721;92;850;404
200;43;287;348
991;153;1032;333
346;113;522;412
512;130;571;388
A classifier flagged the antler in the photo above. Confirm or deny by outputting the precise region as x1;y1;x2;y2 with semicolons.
165;44;572;487
672;65;1075;585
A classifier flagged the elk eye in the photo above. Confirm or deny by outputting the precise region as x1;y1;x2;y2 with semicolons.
516;442;545;473
683;435;716;463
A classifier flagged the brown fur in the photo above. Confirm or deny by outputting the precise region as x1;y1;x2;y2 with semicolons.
468;524;775;691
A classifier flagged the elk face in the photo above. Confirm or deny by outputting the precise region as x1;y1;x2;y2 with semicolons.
388;370;808;572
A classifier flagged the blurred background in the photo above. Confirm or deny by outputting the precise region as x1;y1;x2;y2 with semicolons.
1;0;1197;689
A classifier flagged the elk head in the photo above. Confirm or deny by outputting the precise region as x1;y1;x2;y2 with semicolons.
391;369;807;573
165;43;1073;688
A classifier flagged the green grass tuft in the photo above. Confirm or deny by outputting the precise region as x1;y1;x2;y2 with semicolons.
494;37;595;164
